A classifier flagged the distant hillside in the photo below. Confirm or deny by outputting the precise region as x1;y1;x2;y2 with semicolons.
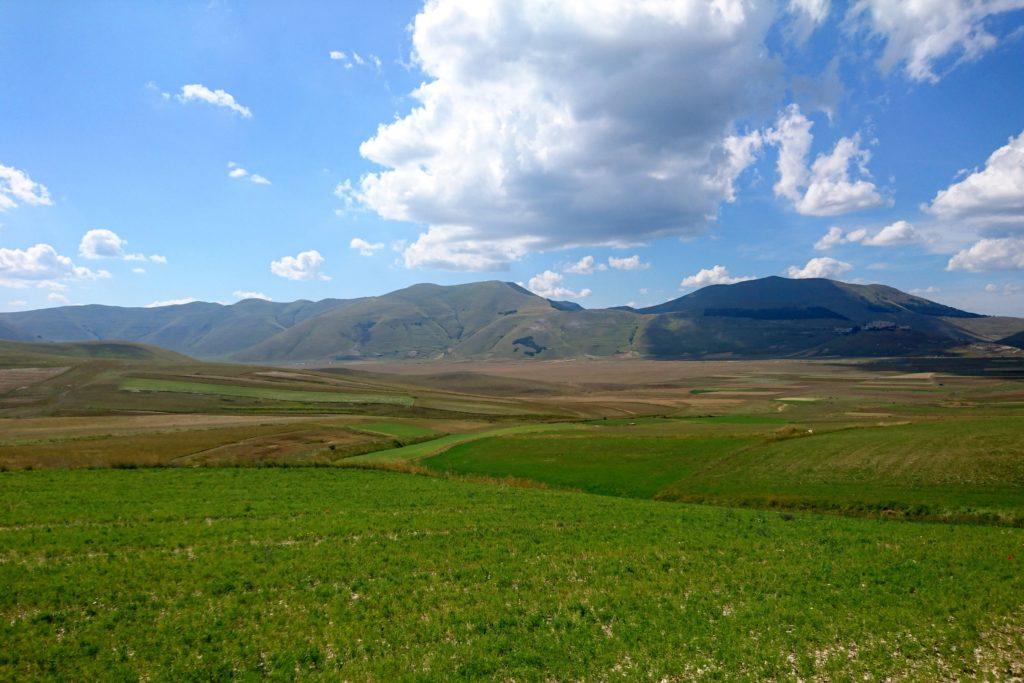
0;298;350;358
0;277;1018;362
944;315;1024;341
999;331;1024;350
639;276;980;320
634;277;985;358
0;339;190;365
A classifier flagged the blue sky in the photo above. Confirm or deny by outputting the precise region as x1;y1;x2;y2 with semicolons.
1;0;1023;314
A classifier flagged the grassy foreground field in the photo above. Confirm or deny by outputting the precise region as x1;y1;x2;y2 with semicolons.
2;468;1023;680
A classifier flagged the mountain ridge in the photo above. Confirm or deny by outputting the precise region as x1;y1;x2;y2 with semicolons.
1;277;1020;362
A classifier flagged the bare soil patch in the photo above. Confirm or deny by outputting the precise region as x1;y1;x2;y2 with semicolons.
0;367;68;393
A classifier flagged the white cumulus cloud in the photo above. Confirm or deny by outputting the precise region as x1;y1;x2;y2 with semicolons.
350;0;777;270
680;265;754;288
862;220;921;245
0;163;52;211
926;129;1024;228
564;255;607;275
178;84;252;118
786;256;853;279
947;236;1024;271
768;104;884;216
850;0;1024;83
78;229;165;263
814;220;921;249
349;237;385;256
0;243;109;289
524;270;591;300
270;250;330;281
607;255;650;271
402;226;540;271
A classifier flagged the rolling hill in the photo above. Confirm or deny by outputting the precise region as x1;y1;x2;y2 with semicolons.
0;277;1018;362
0;339;192;366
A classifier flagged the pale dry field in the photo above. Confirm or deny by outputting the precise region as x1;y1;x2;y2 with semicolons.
0;367;68;393
335;358;1014;418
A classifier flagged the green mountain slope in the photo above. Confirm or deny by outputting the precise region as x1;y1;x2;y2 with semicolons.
0;277;1016;362
233;281;563;361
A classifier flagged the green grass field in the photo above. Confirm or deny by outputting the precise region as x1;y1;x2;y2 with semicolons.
424;415;1024;525
427;433;749;498
342;422;590;464
1;468;1022;680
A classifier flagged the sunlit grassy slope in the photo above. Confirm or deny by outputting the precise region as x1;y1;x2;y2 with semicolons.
1;468;1022;680
425;415;1024;524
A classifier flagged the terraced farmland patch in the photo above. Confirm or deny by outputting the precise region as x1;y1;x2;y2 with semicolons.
121;377;414;406
0;367;69;393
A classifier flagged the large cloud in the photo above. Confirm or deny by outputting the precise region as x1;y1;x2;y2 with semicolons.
926;129;1024;227
351;0;778;270
850;0;1024;83
768;105;884;216
925;129;1024;269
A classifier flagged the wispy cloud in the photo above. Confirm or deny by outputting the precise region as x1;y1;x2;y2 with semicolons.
177;84;252;118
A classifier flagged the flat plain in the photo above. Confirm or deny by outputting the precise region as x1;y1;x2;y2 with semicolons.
1;341;1022;678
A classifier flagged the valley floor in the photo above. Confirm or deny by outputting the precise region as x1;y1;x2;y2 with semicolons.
1;353;1023;678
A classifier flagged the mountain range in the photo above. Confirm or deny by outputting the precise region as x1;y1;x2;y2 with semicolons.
2;277;1023;362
